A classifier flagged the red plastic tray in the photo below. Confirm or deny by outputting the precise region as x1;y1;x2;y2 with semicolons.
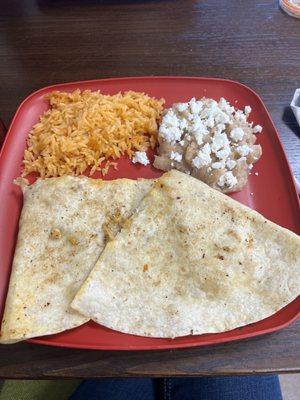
0;77;299;350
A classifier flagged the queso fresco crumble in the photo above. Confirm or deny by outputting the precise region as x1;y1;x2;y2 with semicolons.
153;97;262;193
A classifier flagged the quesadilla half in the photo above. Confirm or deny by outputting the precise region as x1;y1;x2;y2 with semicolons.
0;176;153;343
72;170;300;338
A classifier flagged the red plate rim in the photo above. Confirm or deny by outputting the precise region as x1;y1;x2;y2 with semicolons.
27;308;300;351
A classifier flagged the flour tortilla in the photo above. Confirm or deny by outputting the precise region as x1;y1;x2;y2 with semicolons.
72;170;300;338
0;176;153;343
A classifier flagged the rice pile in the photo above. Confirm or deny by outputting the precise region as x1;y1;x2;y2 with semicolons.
22;90;164;177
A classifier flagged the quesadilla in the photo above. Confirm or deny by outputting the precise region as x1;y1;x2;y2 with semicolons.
0;176;153;343
72;170;300;338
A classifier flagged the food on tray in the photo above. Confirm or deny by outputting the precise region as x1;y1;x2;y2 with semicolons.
72;170;300;338
132;151;150;166
153;97;262;193
2;84;299;345
22;90;164;178
0;176;153;343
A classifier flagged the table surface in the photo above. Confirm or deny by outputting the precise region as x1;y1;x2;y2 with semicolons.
0;0;299;379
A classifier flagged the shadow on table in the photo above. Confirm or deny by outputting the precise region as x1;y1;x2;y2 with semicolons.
282;106;300;139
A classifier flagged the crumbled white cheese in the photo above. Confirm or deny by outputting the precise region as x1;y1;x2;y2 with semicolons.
191;115;203;131
215;110;230;124
191;117;208;145
235;110;247;122
163;110;179;127
211;132;230;153
159;124;181;143
254;172;259;176
244;106;252;114
216;147;231;160
236;144;251;157
212;160;226;169
186;112;194;122
197;100;204;109
216;123;226;134
132;151;149;166
226;159;236;170
193;130;204;145
230;127;244;142
218;98;235;114
249;164;253;170
179;119;188;130
158;97;262;184
176;103;188;113
253;124;262;133
250;192;254;196
200;107;211;119
206;116;215;128
202;143;211;154
192;148;212;168
189;98;202;114
170;151;182;162
218;97;228;110
227;105;235;114
218;171;238;188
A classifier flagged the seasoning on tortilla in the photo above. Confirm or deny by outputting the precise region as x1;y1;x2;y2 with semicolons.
72;170;300;338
